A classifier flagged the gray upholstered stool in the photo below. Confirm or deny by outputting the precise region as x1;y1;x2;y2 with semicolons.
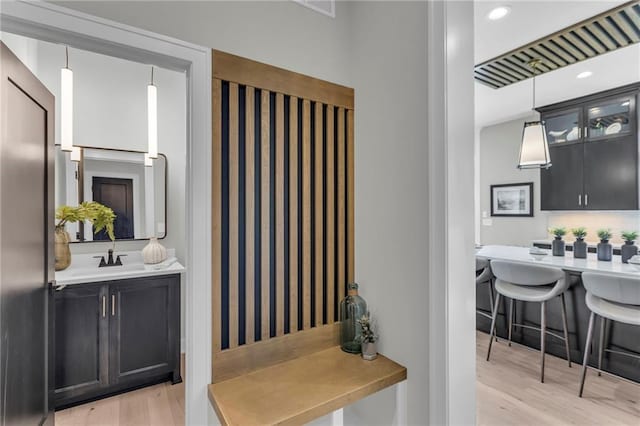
487;260;572;383
476;257;495;321
579;272;640;397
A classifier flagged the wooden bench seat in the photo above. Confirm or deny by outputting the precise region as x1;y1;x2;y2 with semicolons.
208;346;407;426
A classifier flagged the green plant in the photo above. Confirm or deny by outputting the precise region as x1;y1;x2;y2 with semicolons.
357;313;378;344
597;228;612;242
56;201;116;242
571;227;588;239
621;231;638;243
549;227;566;238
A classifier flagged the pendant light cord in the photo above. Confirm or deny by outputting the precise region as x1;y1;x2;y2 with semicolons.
151;66;154;85
65;45;69;69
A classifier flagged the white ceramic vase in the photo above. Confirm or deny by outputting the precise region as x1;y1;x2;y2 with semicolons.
142;237;167;264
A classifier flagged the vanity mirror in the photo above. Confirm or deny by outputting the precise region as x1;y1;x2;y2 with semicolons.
55;146;167;242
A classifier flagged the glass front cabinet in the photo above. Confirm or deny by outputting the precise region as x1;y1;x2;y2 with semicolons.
539;84;639;211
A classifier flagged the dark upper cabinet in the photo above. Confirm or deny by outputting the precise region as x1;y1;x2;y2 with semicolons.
54;274;181;409
539;83;639;211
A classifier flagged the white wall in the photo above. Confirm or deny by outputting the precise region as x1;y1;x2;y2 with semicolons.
347;2;430;424
479;114;550;246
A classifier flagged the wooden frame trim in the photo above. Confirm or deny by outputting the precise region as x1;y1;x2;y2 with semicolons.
212;50;354;109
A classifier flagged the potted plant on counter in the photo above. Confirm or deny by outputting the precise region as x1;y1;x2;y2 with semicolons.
596;229;613;262
357;313;378;361
55;201;116;271
571;227;588;259
549;227;566;257
620;231;638;264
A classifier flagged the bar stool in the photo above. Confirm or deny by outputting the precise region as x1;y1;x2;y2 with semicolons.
487;260;572;383
476;257;495;321
579;272;640;397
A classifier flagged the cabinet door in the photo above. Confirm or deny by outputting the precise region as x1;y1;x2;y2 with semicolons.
542;108;582;146
109;276;180;385
54;284;109;402
585;95;635;142
540;144;585;210
583;136;638;210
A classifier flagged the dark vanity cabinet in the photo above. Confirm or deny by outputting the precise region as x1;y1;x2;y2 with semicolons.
539;83;639;211
54;274;181;409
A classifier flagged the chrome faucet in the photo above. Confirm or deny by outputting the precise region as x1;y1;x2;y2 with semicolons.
95;249;126;267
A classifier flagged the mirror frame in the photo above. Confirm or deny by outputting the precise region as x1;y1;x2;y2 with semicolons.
55;144;168;243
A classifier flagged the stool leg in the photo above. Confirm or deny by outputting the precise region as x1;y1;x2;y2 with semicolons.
579;312;596;397
540;301;546;383
508;299;514;347
597;317;606;377
486;293;501;362
487;281;497;342
560;293;571;367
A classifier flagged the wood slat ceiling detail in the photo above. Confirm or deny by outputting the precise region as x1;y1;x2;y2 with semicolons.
475;1;640;89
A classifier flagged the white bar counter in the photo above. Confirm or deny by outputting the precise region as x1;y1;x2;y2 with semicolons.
476;245;640;278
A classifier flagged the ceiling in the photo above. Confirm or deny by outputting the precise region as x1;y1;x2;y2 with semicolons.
475;0;640;128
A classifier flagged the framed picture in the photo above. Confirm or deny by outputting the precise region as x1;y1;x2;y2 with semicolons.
490;182;533;217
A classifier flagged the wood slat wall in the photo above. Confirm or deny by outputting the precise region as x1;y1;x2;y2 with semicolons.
211;51;355;381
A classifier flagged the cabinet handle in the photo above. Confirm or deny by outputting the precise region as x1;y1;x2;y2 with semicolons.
578;194;582;206
102;296;106;318
111;295;116;316
585;194;588;206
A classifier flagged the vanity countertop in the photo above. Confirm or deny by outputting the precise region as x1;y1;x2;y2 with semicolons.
55;249;185;286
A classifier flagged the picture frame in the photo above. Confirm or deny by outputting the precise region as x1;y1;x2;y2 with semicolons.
490;182;533;217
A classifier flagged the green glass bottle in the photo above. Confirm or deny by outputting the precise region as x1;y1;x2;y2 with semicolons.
339;282;368;354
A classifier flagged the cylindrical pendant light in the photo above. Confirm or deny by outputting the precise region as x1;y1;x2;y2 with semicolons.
517;59;551;170
70;146;82;163
61;46;73;152
147;66;158;159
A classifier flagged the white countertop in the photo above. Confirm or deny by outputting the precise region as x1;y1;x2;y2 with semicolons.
56;249;185;286
476;245;640;278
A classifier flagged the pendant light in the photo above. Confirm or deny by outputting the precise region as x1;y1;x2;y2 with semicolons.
61;46;73;152
517;59;551;170
147;66;158;159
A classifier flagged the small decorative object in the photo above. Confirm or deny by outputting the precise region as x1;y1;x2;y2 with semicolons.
549;227;566;257
620;231;638;264
529;246;548;261
571;227;588;259
142;237;168;264
55;202;116;271
597;229;613;262
627;255;640;271
339;283;368;354
357;313;378;361
491;183;534;217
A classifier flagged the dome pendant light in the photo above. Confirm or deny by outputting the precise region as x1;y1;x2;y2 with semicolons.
518;59;551;170
147;66;158;159
61;46;73;152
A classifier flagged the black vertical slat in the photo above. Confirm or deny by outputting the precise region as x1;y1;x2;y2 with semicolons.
284;95;291;335
269;92;276;338
254;88;262;342
310;101;316;327
333;106;339;322
322;104;327;326
344;108;349;294
297;98;304;331
238;85;246;346
221;81;230;350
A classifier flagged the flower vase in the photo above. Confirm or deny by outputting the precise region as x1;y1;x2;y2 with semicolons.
573;238;587;259
552;236;565;257
597;240;612;262
621;241;638;264
142;237;167;264
55;227;71;271
362;342;377;361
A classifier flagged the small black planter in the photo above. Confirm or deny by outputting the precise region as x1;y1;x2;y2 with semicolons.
552;237;565;256
573;238;587;259
621;241;638;263
597;240;613;261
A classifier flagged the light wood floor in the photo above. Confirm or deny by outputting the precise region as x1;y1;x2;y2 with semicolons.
477;330;640;426
55;358;184;426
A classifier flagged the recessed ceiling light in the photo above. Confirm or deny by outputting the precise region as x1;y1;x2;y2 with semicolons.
487;6;511;21
576;71;593;79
